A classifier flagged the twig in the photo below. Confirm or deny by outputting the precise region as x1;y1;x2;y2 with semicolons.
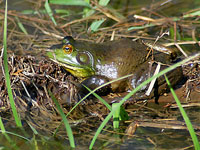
134;14;156;22
20;80;31;98
32;23;63;39
145;62;161;96
164;41;200;46
0;47;5;78
175;43;188;57
61;15;105;28
0;9;51;24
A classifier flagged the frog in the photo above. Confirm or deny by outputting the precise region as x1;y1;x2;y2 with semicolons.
46;36;183;100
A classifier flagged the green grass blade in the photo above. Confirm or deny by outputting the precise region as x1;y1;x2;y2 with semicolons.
89;108;113;149
0;130;30;141
119;105;129;121
112;103;120;129
89;53;200;149
27;122;38;135
48;90;75;148
89;19;105;32
169;26;181;41
83;85;112;110
84;0;90;3
15;17;28;35
45;0;57;25
83;0;91;17
164;75;200;150
99;0;110;6
49;0;91;8
128;17;180;31
33;135;39;150
128;23;155;30
183;10;200;18
0;117;9;139
3;0;22;127
83;85;128;129
21;9;46;15
0;117;20;149
55;9;70;14
0;117;5;133
66;74;133;117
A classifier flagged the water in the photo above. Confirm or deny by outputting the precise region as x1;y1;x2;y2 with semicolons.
0;0;200;149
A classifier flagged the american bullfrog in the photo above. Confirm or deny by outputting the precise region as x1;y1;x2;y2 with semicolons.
47;36;183;100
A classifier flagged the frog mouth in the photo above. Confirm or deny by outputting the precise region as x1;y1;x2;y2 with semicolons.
49;58;83;70
47;51;95;77
49;58;95;78
47;50;82;70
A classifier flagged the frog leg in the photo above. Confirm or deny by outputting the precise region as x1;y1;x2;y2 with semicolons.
129;61;183;101
78;75;111;97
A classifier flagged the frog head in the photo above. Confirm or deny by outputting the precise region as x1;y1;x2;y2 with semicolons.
46;36;95;77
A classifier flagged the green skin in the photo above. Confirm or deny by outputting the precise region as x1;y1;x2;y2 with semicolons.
47;36;183;99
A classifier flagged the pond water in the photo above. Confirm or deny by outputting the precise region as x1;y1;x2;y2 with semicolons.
0;0;200;149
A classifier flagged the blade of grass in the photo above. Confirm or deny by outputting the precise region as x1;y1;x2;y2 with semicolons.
45;0;57;25
21;9;46;15
52;75;132;135
89;19;105;32
169;26;181;41
84;0;90;3
3;0;22;127
53;75;132;136
0;117;20;150
15;17;28;35
55;9;70;14
128;23;155;31
99;0;110;6
164;75;200;150
119;105;129;121
83;85;112;110
82;85;129;129
49;0;91;8
27;122;38;135
183;10;200;18
33;135;39;150
128;17;181;31
83;0;110;17
89;53;200;149
48;90;75;148
66;74;133;117
0;130;30;141
0;117;11;141
112;103;120;129
53;85;112;136
83;0;91;17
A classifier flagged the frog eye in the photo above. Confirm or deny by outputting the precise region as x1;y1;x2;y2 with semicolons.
62;44;73;54
76;52;90;65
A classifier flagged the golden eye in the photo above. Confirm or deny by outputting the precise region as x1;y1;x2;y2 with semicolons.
62;44;73;54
